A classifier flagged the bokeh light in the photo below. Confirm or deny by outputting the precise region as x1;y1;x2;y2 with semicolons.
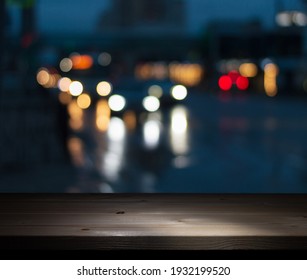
219;75;232;91
96;81;112;96
264;63;279;97
293;12;307;26
77;93;91;109
98;52;112;66
143;96;160;112
171;85;188;100
108;95;126;112
58;77;72;92
148;85;163;98
71;54;93;70
276;12;292;27
59;58;73;72
236;76;249;90
36;68;50;86
239;63;258;78
69;81;83;96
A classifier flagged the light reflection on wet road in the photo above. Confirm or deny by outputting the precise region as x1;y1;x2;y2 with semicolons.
66;93;307;193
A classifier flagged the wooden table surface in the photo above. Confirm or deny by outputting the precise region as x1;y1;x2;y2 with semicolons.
0;194;307;250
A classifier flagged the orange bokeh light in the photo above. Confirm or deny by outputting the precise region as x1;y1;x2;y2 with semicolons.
71;55;93;70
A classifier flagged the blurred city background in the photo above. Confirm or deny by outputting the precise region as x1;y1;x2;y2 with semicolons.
1;0;307;193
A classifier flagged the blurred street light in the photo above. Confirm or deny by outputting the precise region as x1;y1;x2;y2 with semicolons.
276;10;307;27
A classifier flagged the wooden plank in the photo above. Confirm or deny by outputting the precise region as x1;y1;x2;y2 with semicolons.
0;194;307;249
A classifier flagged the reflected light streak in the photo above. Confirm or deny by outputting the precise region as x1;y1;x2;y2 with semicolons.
68;100;84;131
170;106;189;155
67;137;85;167
58;91;72;105
107;117;126;142
96;100;111;132
143;120;161;149
103;117;126;181
123;110;137;131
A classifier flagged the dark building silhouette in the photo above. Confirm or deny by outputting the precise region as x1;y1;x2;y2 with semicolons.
98;0;186;34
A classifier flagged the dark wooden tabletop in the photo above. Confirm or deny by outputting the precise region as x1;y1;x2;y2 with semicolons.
0;194;307;250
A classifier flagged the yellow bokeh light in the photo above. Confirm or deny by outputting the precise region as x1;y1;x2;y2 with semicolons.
264;63;278;97
96;81;112;96
169;63;203;86
36;68;50;86
264;63;279;77
96;115;110;132
77;93;91;109
58;77;72;92
239;63;258;78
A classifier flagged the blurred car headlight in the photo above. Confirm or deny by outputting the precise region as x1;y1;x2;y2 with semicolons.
108;95;126;112
171;85;188;100
143;96;160;112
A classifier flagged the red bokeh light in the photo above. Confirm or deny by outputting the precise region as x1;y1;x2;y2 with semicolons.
236;76;249;90
218;75;232;91
228;70;240;84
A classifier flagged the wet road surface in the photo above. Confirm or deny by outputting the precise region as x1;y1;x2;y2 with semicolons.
1;91;307;193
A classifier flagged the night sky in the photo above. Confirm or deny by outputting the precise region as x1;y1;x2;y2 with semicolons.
6;0;306;34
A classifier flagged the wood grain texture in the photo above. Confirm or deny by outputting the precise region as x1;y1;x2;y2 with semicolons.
0;194;307;250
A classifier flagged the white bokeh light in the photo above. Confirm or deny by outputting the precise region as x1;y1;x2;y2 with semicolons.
171;85;188;101
143;96;160;112
69;81;83;96
108;95;126;112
